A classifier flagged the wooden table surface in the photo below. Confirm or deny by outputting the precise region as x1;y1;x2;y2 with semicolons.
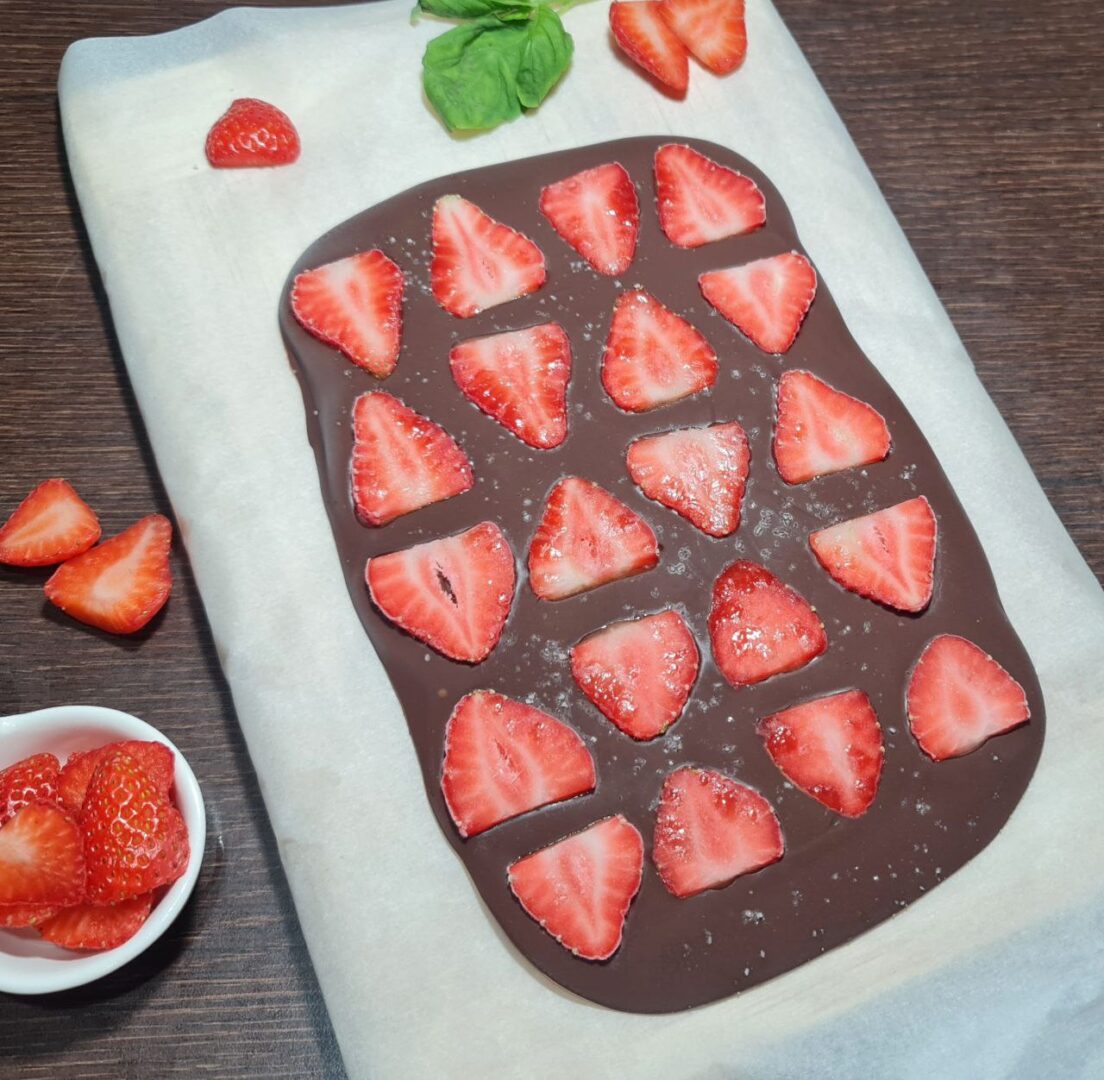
0;0;1100;1075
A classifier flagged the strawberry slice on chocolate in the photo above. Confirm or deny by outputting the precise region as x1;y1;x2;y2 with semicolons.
441;691;596;837
907;635;1030;761
0;478;101;568
37;893;154;951
709;560;827;688
366;522;516;663
449;323;571;450
809;496;937;613
0;803;85;907
659;0;747;74
508;815;644;961
757;689;885;817
0;753;60;826
528;477;659;601
431;195;546;318
653;768;783;899
610;1;690;94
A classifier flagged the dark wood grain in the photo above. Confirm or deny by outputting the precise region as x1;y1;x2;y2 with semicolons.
0;1;1099;1076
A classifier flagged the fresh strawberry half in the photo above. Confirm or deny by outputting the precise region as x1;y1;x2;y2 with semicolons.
907;635;1030;761
43;514;172;635
610;2;689;95
758;689;885;818
0;753;60;826
0;479;101;567
809;496;937;613
653;768;783;899
709;560;827;688
539;162;640;276
82;752;189;905
431;195;546;318
626;422;750;538
528;477;659;601
571;610;699;740
774;370;891;484
700;252;817;354
441;691;596;838
654;143;764;249
601;290;718;413
0;902;60;928
37;892;154;951
449;323;571;450
291;250;404;378
58;741;174;815
508;815;644;961
366;521;515;663
0;803;85;906
351;392;473;527
204;97;300;168
659;0;747;74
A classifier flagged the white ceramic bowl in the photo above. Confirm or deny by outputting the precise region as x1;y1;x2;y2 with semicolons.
0;704;205;995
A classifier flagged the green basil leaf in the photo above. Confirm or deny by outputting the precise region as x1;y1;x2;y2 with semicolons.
418;0;533;20
515;7;573;110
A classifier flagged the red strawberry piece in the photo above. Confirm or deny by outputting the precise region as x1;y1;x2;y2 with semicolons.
43;514;172;635
653;143;764;248
700;252;817;354
431;195;546;318
810;496;937;613
609;2;690;95
351;392;473;527
508;815;644;961
528;477;659;601
571;610;699;740
907;635;1030;761
539;162;640;276
441;691;596;838
204;97;300;168
0;479;101;567
774;370;891;484
366;522;515;663
709;560;827;688
659;0;747;75
449;323;571;450
653;768;783;899
0;753;60;826
291;250;404;379
626;422;750;538
0;803;85;906
0;903;60;928
601;290;718;413
58;741;175;815
758;689;885;818
37;892;154;951
82;752;189;905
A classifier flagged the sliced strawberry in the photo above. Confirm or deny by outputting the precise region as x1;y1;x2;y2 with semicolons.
653;768;783;899
609;2;689;95
0;902;59;928
58;741;174;815
653;143;764;249
709;560;827;688
0;479;101;567
351;392;473;527
43;514;172;635
441;691;596;837
291;250;404;379
204;97;300;169
37;892;154;951
508;815;644;961
571;610;699;740
0;753;60;826
700;252;817;354
449;323;571;450
601;290;718;413
774;370;891;484
431;195;546;318
810;496;937;613
82;752;189;905
528;477;659;601
539;162;640;276
659;0;747;74
366;521;515;663
626;422;749;538
758;689;885;818
907;635;1030;761
0;803;85;906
